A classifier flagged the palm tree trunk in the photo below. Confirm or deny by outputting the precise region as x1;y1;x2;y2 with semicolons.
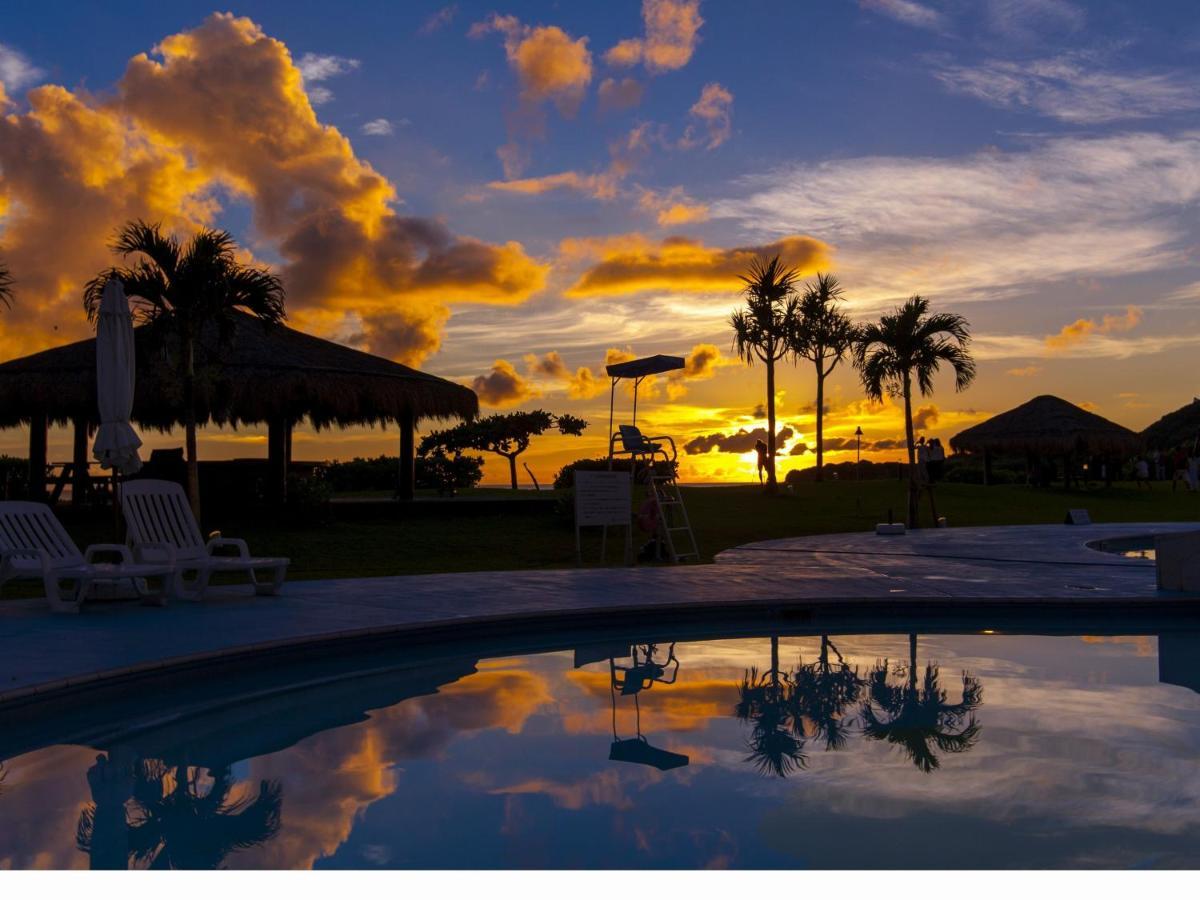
903;371;917;528
765;357;778;493
908;633;918;690
183;337;201;521
815;361;825;482
507;453;518;490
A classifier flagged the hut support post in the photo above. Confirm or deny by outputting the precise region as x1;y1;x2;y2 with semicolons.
267;417;289;507
28;414;47;502
72;418;88;507
398;410;415;502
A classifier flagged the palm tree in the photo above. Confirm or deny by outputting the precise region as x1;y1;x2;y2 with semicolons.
860;634;983;774
731;255;801;494
790;636;862;751
854;295;975;527
734;635;806;777
0;257;14;310
792;274;857;481
85;222;286;519
77;759;283;869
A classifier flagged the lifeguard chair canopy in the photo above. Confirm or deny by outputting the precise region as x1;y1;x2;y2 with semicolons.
606;354;685;379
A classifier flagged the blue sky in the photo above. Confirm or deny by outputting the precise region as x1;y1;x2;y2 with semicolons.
2;1;1199;479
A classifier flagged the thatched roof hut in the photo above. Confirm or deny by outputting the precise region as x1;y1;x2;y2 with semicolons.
1142;397;1200;451
951;394;1141;457
0;313;477;503
0;312;477;430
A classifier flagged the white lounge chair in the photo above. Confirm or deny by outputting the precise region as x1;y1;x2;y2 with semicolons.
0;501;175;613
121;479;289;601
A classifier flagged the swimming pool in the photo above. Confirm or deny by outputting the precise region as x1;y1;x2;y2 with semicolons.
4;626;1200;869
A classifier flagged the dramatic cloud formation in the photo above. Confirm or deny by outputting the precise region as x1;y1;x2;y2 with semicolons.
470;14;593;115
471;359;541;407
564;233;830;297
680;82;733;149
718;132;1200;310
685;425;794;455
597;76;644;112
0;13;547;362
0;42;45;93
936;56;1200;124
605;0;704;74
524;350;605;399
1045;305;1143;350
912;404;939;430
858;0;946;31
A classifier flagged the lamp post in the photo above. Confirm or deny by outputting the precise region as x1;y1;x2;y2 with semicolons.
855;426;863;480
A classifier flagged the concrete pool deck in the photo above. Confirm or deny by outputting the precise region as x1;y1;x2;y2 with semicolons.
1;522;1198;706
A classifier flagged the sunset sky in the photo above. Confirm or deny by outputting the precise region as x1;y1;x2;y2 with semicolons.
1;0;1199;484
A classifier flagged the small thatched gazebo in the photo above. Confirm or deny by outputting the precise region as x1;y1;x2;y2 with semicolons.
0;313;477;504
950;394;1141;486
1142;397;1200;451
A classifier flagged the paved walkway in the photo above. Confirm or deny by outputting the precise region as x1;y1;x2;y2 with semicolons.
2;522;1197;705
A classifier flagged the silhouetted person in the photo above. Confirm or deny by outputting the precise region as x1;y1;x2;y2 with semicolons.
754;439;768;485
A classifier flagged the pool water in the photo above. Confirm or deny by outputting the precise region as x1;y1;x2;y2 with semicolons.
4;629;1200;869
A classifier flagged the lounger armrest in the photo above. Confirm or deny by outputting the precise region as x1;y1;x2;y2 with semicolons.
84;544;133;565
132;542;177;565
1;546;50;575
207;538;250;559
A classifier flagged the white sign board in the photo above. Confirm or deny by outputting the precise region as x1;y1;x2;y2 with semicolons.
575;471;631;527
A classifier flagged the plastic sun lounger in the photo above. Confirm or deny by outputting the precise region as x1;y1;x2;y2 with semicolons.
120;479;289;601
0;501;175;614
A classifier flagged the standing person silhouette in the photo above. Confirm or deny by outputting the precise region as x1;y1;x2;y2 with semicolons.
755;439;769;485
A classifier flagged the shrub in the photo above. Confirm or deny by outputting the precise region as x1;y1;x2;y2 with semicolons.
416;449;484;496
553;456;677;490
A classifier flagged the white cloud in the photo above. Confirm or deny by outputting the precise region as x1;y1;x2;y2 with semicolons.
986;0;1085;42
295;52;360;106
361;118;393;136
975;332;1200;361
715;131;1200;311
0;42;45;93
858;0;946;32
937;57;1200;124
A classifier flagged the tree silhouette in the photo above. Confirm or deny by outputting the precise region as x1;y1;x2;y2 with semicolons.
791;636;863;751
85;221;286;519
734;635;806;777
792;275;858;481
77;757;282;870
860;634;982;773
730;255;801;494
421;409;587;490
854;295;974;527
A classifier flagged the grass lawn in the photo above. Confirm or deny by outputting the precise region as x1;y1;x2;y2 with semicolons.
5;481;1198;599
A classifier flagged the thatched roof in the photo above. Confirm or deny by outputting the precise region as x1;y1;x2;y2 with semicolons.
0;313;478;430
950;394;1141;456
1142;397;1200;450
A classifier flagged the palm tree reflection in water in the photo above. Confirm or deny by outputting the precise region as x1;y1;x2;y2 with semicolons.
735;636;807;777
76;754;282;869
735;634;983;777
861;634;983;774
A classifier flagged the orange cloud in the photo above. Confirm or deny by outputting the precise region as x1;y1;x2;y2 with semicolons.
1045;304;1143;350
488;122;657;200
471;359;541;407
912;403;939;431
1006;365;1043;376
597;76;645;112
524;351;606;399
637;187;709;225
565;233;831;297
0;13;547;364
604;0;704;74
680;82;733;149
470;14;593;115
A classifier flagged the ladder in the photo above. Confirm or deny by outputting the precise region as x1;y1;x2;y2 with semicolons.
648;473;699;563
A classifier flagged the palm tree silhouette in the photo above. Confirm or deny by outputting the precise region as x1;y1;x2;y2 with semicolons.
854;295;975;527
861;634;982;774
730;255;802;494
792;275;858;481
791;636;863;751
84;221;286;518
734;635;806;777
77;757;282;869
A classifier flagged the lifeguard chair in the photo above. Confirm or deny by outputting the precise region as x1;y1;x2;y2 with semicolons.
608;643;689;771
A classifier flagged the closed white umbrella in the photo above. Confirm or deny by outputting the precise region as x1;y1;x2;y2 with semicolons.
93;279;142;475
